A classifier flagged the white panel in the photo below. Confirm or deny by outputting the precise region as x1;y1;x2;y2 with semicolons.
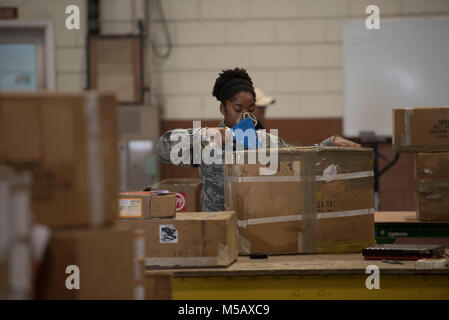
343;17;449;137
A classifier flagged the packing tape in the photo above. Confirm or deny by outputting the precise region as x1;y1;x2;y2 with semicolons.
237;208;374;227
404;108;414;146
85;92;104;226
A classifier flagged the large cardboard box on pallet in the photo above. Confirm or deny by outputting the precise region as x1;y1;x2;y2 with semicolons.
156;179;202;212
0;92;119;227
119;191;176;219
118;211;238;268
35;227;134;299
416;153;449;221
393;106;449;152
224;146;376;255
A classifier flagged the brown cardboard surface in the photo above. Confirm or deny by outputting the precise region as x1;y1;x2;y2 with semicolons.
35;226;134;300
119;192;176;219
417;182;449;221
393;107;449;152
156;179;202;212
416;153;449;221
224;146;375;255
0;92;119;227
143;272;172;300
0;261;8;299
416;153;449;182
118;211;238;267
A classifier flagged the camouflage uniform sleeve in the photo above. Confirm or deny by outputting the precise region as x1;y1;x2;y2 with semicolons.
315;136;335;147
259;130;294;148
157;127;206;168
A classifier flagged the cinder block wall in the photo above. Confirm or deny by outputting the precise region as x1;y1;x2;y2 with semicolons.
149;0;449;121
4;0;87;92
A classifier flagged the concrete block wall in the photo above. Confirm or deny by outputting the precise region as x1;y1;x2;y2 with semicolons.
3;0;87;92
147;0;449;121
4;0;449;119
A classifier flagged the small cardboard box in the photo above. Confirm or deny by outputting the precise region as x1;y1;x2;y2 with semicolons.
393;107;449;152
119;191;176;219
0;92;119;227
224;146;376;255
35;227;134;300
416;153;449;221
118;211;238;268
156;179;202;212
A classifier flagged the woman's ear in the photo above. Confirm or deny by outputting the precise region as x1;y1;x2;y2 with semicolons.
219;102;226;116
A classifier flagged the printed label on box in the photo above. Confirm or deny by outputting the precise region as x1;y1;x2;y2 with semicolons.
175;192;186;212
159;224;178;243
119;198;142;218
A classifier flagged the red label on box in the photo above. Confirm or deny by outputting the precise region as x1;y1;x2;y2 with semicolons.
175;192;186;212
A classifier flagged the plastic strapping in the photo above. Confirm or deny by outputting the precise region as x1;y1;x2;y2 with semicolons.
301;152;317;254
224;170;373;183
237;208;375;227
85;93;104;226
404;108;414;146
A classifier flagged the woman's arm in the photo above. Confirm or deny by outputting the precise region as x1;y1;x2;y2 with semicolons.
157;127;204;168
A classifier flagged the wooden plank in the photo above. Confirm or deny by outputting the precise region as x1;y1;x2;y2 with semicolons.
375;211;449;224
146;250;449;277
376;211;419;223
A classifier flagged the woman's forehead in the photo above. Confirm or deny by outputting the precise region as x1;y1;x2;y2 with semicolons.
230;91;255;103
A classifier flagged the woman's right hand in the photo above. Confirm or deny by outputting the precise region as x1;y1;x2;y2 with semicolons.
205;127;233;145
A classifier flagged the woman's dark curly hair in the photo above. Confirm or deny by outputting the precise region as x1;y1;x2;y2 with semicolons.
212;68;255;105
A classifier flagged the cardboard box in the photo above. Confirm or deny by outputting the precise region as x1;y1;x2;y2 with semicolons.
118;211;238;268
119;191;176;219
0;261;8;299
393;107;449;152
143;272;172;300
416;153;449;182
156;179;202;212
416;153;449;221
35;227;134;299
224;146;376;255
0;92;119;227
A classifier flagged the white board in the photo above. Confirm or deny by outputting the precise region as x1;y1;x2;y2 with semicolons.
343;16;449;137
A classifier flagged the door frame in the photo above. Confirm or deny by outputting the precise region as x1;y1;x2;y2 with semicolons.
0;20;55;90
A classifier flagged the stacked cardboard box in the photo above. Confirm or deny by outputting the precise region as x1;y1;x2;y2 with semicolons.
118;191;176;219
118;211;238;268
393;107;449;221
0;92;119;227
118;180;237;269
155;179;202;212
415;153;449;221
0;167;33;300
224;146;376;255
0;92;136;299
